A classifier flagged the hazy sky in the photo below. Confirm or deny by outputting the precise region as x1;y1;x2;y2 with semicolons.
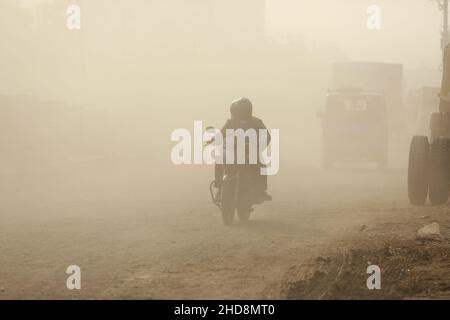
19;0;444;78
267;0;442;75
266;0;442;70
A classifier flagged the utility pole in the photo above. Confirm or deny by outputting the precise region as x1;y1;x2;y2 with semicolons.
439;0;449;59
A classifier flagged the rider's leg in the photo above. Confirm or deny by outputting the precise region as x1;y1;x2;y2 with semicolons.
213;164;224;202
260;174;272;201
257;165;272;201
214;164;224;188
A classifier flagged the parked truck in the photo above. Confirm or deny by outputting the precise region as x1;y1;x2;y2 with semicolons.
408;45;450;205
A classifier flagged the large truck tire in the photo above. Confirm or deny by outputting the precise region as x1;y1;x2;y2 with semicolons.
429;137;449;206
408;136;429;205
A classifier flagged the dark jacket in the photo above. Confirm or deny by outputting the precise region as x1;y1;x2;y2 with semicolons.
220;116;271;145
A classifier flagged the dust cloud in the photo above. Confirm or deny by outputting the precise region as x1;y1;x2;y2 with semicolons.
0;0;445;299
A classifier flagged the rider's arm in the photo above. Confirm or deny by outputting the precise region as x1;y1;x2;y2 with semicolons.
221;119;232;136
258;119;271;145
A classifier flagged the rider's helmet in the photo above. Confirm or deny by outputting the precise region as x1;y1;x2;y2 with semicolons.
230;97;253;120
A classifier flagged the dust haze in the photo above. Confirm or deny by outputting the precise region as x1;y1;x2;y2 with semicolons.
0;0;447;299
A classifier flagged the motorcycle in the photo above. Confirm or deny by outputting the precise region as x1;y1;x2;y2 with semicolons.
206;126;267;225
210;163;266;225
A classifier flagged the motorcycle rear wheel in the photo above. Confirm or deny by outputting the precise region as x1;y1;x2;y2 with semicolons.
237;185;252;222
237;205;251;222
220;179;236;225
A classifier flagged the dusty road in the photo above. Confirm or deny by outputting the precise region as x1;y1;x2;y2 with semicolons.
0;151;414;300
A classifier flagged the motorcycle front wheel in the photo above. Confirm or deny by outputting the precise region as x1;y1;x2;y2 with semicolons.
237;169;256;222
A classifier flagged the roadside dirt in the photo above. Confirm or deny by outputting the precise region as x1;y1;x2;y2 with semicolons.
283;205;450;299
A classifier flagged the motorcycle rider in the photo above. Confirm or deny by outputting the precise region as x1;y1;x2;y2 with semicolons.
214;97;272;202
